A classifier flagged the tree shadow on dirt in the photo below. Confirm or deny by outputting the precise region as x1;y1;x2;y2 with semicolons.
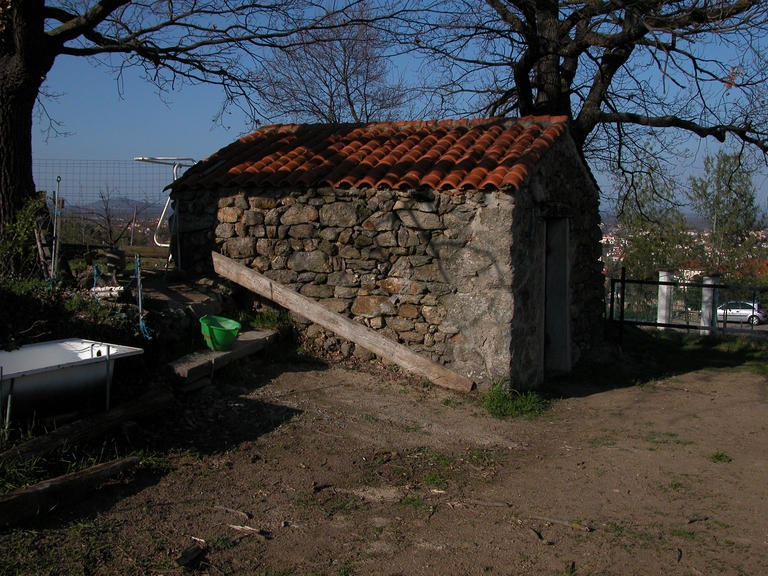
0;345;315;532
548;322;768;399
2;387;302;532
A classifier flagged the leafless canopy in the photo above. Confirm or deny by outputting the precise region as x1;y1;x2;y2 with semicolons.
38;0;409;125
0;0;413;238
256;3;413;124
396;0;768;168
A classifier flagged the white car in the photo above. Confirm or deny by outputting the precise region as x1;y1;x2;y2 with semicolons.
717;301;768;325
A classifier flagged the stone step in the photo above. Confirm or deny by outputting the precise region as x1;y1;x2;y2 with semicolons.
165;330;278;385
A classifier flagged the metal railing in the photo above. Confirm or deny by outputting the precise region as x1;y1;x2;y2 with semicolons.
608;268;768;342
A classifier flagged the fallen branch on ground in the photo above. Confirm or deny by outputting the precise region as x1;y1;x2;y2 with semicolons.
0;456;140;526
0;389;173;466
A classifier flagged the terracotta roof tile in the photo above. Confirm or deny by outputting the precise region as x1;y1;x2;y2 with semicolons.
171;117;569;194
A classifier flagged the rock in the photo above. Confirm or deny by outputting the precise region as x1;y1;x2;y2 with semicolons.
375;231;398;247
387;316;415;332
281;204;319;225
288;224;316;238
218;206;242;223
362;212;399;231
338;245;361;259
264;269;298;283
389;257;412;278
351;295;396;318
319;298;350;313
320;202;361;227
234;194;249;209
216;223;236;238
243;210;264;225
396;209;443;230
300;284;335;298
250;196;279;210
422;305;447;324
353;345;375;361
288;251;331;273
378;277;406;294
334;286;358;299
226;237;257;258
398;304;420;319
327;271;360;286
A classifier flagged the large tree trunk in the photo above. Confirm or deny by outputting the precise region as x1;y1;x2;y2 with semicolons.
0;1;54;239
0;74;40;231
532;0;570;119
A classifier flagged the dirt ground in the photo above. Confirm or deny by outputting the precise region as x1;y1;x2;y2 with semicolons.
3;335;768;576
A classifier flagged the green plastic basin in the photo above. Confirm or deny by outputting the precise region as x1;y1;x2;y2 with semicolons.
200;315;241;351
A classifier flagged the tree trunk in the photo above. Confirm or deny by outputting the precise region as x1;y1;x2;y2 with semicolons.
0;0;54;239
0;74;39;232
531;0;570;118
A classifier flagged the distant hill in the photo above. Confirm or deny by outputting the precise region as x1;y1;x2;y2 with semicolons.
601;210;711;230
60;197;166;219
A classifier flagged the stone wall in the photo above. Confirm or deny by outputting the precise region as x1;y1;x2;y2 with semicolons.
174;186;519;387
171;148;604;389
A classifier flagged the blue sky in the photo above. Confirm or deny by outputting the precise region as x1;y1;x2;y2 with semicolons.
33;52;768;210
33;55;252;164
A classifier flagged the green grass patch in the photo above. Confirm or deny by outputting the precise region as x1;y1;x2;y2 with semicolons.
745;361;768;375
670;528;695;540
587;435;616;448
207;534;237;551
0;528;55;576
0;276;49;295
398;423;428;434
708;451;733;463
604;522;625;538
466;449;499;468
644;431;694;446
442;397;462;407
318;496;360;517
423;472;447;489
239;309;292;331
483;382;549;419
555;329;768;390
0;432;147;496
398;495;432;510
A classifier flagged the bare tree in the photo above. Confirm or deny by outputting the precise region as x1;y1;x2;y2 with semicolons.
399;0;768;174
257;4;413;124
0;0;402;264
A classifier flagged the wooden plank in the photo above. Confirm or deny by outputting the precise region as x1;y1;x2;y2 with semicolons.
166;330;278;384
212;252;475;393
0;389;174;466
0;457;140;527
0;390;173;465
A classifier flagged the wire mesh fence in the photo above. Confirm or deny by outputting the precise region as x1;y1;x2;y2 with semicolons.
33;159;182;247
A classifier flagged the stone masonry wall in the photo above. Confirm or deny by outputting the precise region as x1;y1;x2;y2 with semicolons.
173;186;517;388
172;150;605;390
529;135;606;363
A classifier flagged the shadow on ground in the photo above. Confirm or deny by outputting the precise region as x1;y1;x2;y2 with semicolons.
549;322;768;399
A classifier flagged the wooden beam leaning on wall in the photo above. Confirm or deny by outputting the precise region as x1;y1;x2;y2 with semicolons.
212;252;475;393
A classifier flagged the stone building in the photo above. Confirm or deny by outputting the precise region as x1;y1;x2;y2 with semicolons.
168;117;604;390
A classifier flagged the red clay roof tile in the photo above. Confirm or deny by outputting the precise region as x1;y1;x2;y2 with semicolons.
171;117;569;193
